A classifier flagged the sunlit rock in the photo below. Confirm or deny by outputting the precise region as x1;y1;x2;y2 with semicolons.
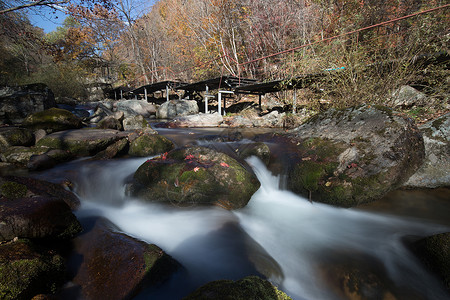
156;99;199;119
285;104;425;207
404;112;450;188
22;108;82;133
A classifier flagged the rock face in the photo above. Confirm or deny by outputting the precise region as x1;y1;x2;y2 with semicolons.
22;108;82;133
404;113;450;188
170;112;223;127
0;239;65;300
157;100;199;119
36;129;128;157
97;115;123;131
130;146;260;209
389;85;427;108
72;218;180;300
285;105;425;207
128;134;174;157
183;276;292;300
410;232;450;290
115;100;157;117
0;84;56;125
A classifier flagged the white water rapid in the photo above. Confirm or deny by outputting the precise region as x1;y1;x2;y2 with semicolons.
68;156;449;300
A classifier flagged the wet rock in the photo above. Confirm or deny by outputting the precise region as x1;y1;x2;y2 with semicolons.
170;112;223;128
72;217;180;300
129;146;260;209
410;232;450;290
157;100;199;119
97;116;123;131
27;149;74;171
86;103;113;124
0;127;34;150
128;134;174;157
0;195;81;242
36;129;129;157
0;83;56;125
284;105;424;207
404;113;450;188
92;138;129;160
22;108;82;133
1;176;80;210
317;252;402;300
0;239;65;300
115;100;157;118
123;115;156;132
183;276;292;300
237;142;271;166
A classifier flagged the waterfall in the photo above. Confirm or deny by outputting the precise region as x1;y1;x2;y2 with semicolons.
65;155;449;299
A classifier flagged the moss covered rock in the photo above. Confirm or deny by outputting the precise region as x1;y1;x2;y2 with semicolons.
237;142;271;165
285;105;425;207
22;107;82;133
0;127;34;150
97;116;123;131
0;239;65;300
0;181;28;199
128;134;174;157
0;146;48;165
183;276;292;300
36;129;128;157
130;146;260;209
72;217;180;300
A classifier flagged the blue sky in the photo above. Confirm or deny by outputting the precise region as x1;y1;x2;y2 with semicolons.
28;6;67;33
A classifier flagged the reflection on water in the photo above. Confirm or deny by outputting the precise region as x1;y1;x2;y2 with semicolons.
32;128;450;299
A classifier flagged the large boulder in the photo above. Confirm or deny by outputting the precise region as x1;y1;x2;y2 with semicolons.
129;146;260;209
97;116;123;131
404;113;450;188
128;134;174;157
157;100;199;119
0;84;56;125
285;104;425;207
0;127;34;150
36;129;129;157
123;115;156;132
0;176;81;241
22;108;82;133
115;100;157;118
169;112;223;128
409;232;450;290
0;195;81;242
72;218;180;300
183;276;292;300
0;239;65;300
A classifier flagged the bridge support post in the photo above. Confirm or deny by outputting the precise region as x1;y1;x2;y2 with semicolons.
259;94;262;111
144;88;148;102
293;89;297;114
205;85;209;113
166;84;169;102
218;92;222;115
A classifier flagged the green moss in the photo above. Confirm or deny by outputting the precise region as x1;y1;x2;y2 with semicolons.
129;135;174;157
183;276;292;300
0;181;28;199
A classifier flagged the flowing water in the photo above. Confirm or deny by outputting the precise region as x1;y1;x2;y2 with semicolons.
35;129;450;300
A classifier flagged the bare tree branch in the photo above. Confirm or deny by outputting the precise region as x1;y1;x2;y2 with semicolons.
0;0;69;15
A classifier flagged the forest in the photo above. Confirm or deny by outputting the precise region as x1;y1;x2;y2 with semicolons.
1;0;449;113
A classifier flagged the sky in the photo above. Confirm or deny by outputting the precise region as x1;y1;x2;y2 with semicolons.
28;6;67;33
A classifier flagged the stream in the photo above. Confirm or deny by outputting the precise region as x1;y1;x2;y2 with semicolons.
33;128;450;300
